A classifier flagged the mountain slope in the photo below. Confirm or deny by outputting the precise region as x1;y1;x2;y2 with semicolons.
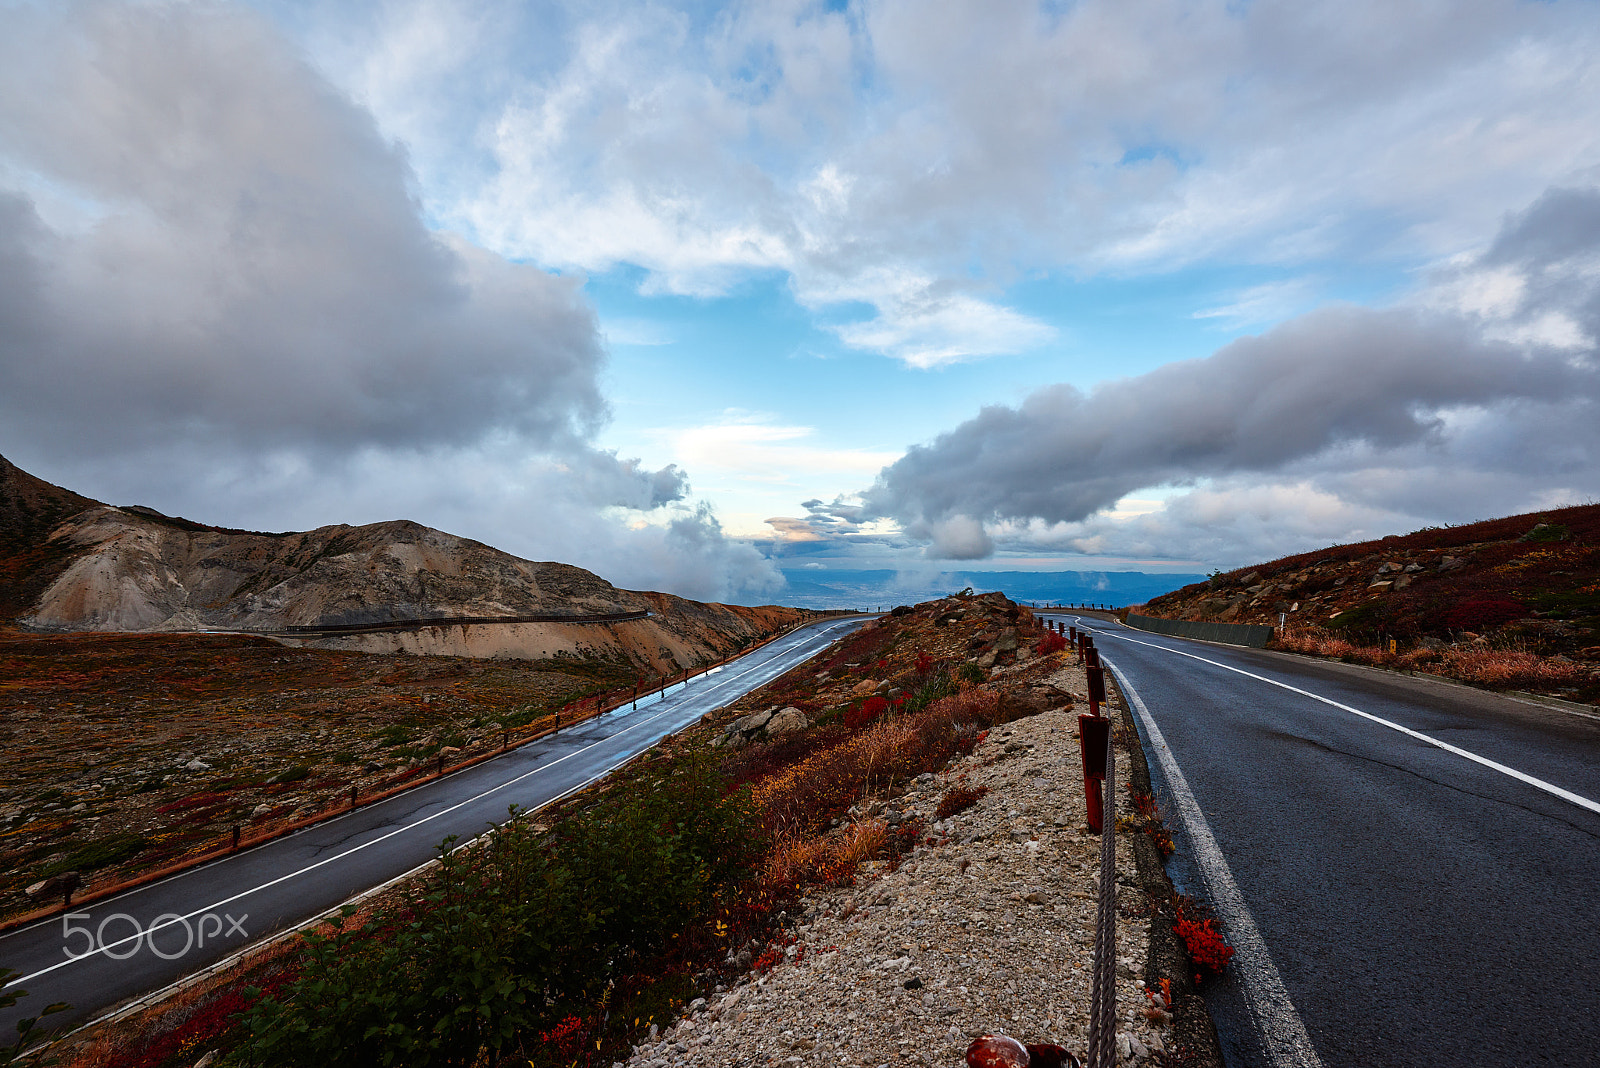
1140;503;1600;661
0;454;810;670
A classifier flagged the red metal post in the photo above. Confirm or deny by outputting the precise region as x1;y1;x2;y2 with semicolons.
1079;714;1110;834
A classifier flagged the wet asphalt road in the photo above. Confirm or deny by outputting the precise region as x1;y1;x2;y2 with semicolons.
0;615;867;1037
1045;613;1600;1068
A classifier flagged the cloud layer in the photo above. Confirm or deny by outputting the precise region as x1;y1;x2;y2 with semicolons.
854;185;1600;564
366;0;1600;366
0;2;778;603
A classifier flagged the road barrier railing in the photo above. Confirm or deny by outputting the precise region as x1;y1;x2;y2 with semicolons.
1124;612;1274;648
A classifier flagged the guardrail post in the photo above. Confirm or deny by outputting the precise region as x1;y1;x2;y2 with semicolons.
349;785;358;809
1078;713;1109;834
436;752;445;778
231;824;240;851
1086;660;1105;717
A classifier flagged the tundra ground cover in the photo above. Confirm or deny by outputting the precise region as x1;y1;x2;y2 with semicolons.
46;592;1076;1068
0;631;642;919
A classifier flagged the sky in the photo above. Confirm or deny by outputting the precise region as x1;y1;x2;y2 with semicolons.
2;0;1599;605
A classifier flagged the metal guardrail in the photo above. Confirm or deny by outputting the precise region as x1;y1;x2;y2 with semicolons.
1125;611;1275;648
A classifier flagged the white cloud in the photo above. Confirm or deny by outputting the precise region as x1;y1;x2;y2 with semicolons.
666;414;901;481
365;0;1600;368
0;1;780;605
855;182;1600;564
1193;278;1320;330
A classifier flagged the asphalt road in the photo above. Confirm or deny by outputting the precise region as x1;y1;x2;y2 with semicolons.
1044;613;1600;1068
0;615;867;1038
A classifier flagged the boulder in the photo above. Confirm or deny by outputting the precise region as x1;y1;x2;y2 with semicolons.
851;678;879;697
729;708;775;734
766;707;809;735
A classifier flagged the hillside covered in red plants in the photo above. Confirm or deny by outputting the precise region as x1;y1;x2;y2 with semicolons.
1137;502;1600;703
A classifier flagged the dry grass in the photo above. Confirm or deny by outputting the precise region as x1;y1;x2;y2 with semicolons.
1276;629;1588;690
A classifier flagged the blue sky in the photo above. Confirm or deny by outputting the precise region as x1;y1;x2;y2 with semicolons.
2;1;1599;603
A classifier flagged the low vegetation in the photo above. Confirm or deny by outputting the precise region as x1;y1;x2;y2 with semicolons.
0;632;646;920
48;591;1071;1068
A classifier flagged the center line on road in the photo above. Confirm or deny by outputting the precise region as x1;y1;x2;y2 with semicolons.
1071;619;1600;817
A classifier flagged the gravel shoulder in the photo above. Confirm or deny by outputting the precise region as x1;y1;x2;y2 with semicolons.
625;662;1182;1068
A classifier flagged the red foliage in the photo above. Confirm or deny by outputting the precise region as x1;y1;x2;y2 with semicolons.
845;694;889;729
1035;631;1067;656
538;1014;590;1062
155;791;231;815
1174;897;1235;974
934;783;988;820
915;650;934;675
1442;597;1527;631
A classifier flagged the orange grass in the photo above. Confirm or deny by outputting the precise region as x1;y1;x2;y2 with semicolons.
1275;629;1587;689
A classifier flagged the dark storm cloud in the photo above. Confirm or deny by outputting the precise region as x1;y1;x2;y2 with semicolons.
0;2;782;603
862;185;1600;549
0;1;604;456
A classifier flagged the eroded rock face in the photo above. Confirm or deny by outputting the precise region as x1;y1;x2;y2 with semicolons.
2;454;809;671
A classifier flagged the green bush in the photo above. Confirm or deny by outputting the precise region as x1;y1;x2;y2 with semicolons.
229;751;757;1067
42;833;150;876
0;968;66;1066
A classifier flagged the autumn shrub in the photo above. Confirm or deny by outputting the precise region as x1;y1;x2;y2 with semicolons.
1439;646;1584;687
934;783;988;820
1035;631;1067;656
1442;598;1527;631
845;693;889;729
925;684;1000;728
231;751;757;1068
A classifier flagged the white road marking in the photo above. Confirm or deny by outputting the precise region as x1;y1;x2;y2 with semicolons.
1076;620;1600;816
4;618;860;989
1106;659;1325;1068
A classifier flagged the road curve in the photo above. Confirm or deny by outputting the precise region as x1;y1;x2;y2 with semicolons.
1045;613;1600;1068
1;615;867;1038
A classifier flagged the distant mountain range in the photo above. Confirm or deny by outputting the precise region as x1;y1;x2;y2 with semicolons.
775;568;1204;611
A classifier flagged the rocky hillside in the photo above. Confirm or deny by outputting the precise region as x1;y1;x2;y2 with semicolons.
1140;503;1600;661
0;454;811;670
